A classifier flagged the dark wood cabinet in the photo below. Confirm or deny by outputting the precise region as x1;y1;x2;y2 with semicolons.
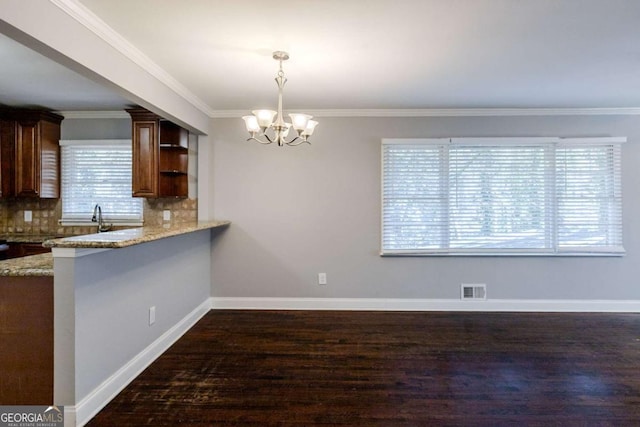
0;276;53;404
6;242;51;259
127;108;188;198
0;119;16;198
0;110;62;199
131;118;158;197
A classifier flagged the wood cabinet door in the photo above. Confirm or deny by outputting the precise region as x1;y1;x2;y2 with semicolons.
38;119;60;198
0;112;61;199
0;120;16;198
0;276;54;404
15;119;40;197
132;120;158;197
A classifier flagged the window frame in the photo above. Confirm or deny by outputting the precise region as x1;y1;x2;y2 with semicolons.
381;137;625;257
60;139;144;227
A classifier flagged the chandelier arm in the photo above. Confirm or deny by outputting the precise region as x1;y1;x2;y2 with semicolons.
263;133;275;143
285;137;311;147
247;136;273;145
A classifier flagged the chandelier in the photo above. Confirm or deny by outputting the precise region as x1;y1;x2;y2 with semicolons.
242;51;318;146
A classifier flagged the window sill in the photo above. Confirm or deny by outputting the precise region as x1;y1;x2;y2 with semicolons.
380;251;626;257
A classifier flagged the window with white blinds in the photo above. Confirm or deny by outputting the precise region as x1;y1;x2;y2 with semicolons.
381;137;624;256
60;140;143;224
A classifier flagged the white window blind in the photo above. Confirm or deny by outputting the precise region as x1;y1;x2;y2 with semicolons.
381;138;624;256
61;140;143;224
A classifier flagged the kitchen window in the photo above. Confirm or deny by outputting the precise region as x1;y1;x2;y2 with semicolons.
381;137;624;256
60;139;143;225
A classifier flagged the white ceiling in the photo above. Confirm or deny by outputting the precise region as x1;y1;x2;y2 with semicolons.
2;0;640;113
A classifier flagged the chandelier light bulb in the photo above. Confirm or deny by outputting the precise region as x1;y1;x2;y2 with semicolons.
242;115;260;133
252;110;277;129
302;120;319;137
242;51;318;147
289;113;312;132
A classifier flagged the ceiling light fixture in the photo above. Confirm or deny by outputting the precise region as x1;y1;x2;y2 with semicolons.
242;51;318;147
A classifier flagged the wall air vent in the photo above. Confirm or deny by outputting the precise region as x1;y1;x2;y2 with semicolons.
461;284;487;300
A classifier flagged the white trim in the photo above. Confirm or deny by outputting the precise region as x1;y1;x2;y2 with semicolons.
58;108;640;120
210;107;640;119
57;111;130;120
380;251;625;257
75;298;212;427
210;297;640;313
381;137;450;145
558;136;627;145
380;137;629;146
50;0;213;117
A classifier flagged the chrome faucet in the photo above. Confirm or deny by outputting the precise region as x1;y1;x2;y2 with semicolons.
91;204;112;233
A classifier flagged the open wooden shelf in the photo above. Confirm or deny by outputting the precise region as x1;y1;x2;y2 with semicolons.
127;109;189;198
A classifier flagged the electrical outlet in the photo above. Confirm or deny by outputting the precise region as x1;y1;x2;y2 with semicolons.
24;210;32;222
318;273;327;285
163;210;171;221
149;306;156;325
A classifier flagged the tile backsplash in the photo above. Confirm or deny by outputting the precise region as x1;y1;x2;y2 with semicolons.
0;198;198;237
144;198;198;227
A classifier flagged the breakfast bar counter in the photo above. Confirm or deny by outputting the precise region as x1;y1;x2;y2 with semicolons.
43;220;230;249
0;221;230;277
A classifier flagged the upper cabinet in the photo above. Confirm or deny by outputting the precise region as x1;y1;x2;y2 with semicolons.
127;108;188;198
0;110;63;199
128;108;158;197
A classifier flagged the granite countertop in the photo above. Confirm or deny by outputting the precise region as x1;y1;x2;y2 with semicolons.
0;253;54;277
43;220;230;249
1;234;60;243
0;220;230;276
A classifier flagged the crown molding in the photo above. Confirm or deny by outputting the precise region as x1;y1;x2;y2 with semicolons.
50;0;214;117
211;107;640;119
59;107;640;120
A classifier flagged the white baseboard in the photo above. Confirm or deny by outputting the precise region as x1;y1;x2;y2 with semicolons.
74;298;212;427
210;297;640;313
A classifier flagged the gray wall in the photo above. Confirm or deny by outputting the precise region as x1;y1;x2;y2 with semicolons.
61;118;131;140
54;230;211;406
75;232;211;398
210;115;640;301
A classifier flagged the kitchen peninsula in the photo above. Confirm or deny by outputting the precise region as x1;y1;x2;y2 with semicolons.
44;220;230;249
0;220;229;426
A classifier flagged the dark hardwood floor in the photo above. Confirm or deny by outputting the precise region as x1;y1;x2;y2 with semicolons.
87;310;640;426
